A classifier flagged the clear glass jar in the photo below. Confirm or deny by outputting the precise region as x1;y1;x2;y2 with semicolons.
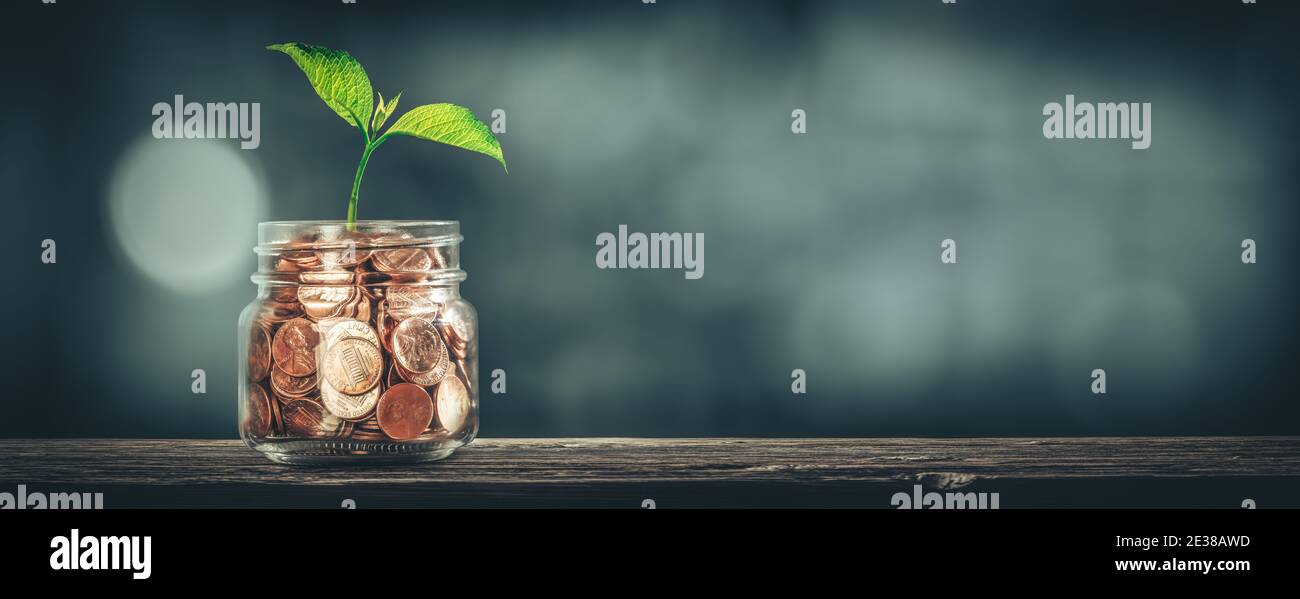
238;221;478;464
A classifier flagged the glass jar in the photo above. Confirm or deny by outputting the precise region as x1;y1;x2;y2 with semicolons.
238;221;478;464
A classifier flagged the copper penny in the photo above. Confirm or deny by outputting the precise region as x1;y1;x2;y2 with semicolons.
279;250;321;271
434;374;470;434
270;285;299;303
271;318;320;377
247;322;272;382
260;301;303;323
268;393;284;436
315;246;371;270
397;340;450;386
299;271;355;286
376;383;434;441
298;285;358;320
347;292;372;322
320;318;380;346
430;247;449;269
439;323;468;360
451;359;473;394
376;301;397;353
440;303;475;348
320;378;381;421
245;383;273;438
391;318;445;374
274;256;302;273
322;337;383;395
385;286;442;320
372;248;434;273
350;417;388;442
282;398;348;438
270;365;317;399
385;361;402;388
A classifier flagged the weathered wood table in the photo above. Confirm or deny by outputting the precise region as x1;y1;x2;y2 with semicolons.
2;438;1298;508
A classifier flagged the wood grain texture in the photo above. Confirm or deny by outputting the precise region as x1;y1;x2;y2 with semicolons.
2;438;1298;508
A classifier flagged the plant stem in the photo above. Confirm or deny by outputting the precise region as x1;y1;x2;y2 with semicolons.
347;142;378;230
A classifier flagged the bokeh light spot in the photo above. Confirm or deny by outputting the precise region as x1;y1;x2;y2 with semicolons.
108;137;265;293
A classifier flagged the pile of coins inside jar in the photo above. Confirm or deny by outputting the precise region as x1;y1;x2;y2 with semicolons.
243;235;476;445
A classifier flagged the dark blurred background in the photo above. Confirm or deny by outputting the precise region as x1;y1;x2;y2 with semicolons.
4;0;1298;438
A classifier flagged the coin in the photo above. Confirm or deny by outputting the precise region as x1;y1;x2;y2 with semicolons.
319;318;380;346
275;257;302;273
316;246;371;270
261;301;304;323
345;291;372;322
451;359;473;394
434;374;470;434
298;285;358;320
376;383;434;441
376;301;397;353
271;317;320;377
352;415;383;431
298;271;356;286
385;286;442;320
270;365;317;399
385;361;402;388
397;340;450;386
439;324;468;360
323;337;382;395
279;250;322;271
350;418;389;442
268;393;284;436
247;322;272;382
372;248;434;273
320;377;381;421
440;303;474;347
358;280;382;301
245;383;273;438
282;398;349;438
270;285;299;303
430;246;450;269
391;318;445;373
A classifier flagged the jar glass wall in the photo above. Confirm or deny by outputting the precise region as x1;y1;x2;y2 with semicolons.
238;221;478;464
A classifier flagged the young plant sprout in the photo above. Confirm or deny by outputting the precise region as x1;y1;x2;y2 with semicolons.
268;42;506;227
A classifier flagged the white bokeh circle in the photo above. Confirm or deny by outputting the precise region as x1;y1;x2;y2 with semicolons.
108;137;265;293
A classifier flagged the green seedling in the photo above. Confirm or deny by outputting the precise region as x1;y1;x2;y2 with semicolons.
268;43;506;227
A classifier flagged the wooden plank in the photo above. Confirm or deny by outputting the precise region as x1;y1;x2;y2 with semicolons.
1;438;1297;508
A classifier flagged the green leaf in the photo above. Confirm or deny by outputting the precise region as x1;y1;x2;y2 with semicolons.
267;42;374;135
371;91;385;133
381;103;507;172
372;90;402;133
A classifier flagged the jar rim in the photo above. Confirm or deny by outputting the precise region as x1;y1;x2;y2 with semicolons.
258;219;458;226
252;220;465;286
256;220;462;251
